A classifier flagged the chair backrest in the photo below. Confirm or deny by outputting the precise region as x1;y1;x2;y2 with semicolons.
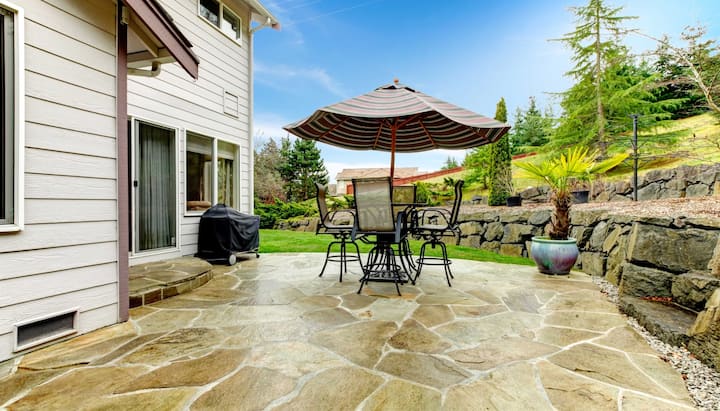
449;180;465;226
353;177;394;232
392;184;416;219
315;182;329;224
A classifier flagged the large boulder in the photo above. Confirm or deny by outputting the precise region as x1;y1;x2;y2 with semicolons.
618;263;675;298
627;223;719;273
688;289;720;370
671;272;720;312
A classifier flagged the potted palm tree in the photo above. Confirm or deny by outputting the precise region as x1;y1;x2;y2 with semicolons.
515;146;627;274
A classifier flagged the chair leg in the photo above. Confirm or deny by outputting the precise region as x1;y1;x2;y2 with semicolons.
319;240;336;278
438;240;453;287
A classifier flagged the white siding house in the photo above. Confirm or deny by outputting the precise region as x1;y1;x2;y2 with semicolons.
127;0;277;263
0;0;277;363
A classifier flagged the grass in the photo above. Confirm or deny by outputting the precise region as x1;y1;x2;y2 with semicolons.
258;229;535;266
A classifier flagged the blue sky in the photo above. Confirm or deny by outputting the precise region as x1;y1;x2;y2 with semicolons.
252;0;720;182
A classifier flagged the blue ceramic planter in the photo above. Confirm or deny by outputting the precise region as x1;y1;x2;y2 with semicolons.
530;236;579;275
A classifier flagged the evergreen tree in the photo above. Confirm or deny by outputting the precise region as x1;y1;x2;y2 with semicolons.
553;0;637;155
442;156;459;170
488;98;512;206
463;146;492;189
253;138;286;203
279;138;328;202
511;96;553;153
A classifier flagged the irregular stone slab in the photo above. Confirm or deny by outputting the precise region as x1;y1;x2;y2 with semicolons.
627;224;718;272
242;287;306;305
203;274;240;289
275;367;382;411
411;305;454;327
543;289;618;313
619;263;675;298
362;379;441;410
530;278;599;293
191;366;296;410
293;295;341;312
417;289;483;305
548;343;684;398
339;293;375;310
622;392;696;410
465;288;503;304
301;307;357;330
451;304;506;318
449;336;558;371
543;311;626;333
88;387;197;411
444;362;552;410
20;322;137;370
537;360;618;410
310;321;397;368
115;349;248;393
129;305;157;320
363;298;418;322
628;353;694;401
435;312;543;347
121;328;226;366
375;352;470;389
221;305;300;325
223;319;312;348
502;289;542;313
151;297;229;309
593;326;657;355
388;319;451;354
5;366;146;410
135;309;200;333
0;369;64;406
186;287;250;302
90;333;166;366
246;341;346;378
534;327;601;348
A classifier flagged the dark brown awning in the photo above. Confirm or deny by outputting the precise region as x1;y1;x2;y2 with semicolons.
123;0;199;79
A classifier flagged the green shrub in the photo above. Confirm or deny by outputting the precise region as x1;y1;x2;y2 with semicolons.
254;198;316;228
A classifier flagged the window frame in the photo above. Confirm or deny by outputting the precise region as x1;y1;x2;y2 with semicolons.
184;131;239;216
197;0;242;44
0;0;23;233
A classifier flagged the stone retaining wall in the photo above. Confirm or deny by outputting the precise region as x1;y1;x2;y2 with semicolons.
520;163;720;203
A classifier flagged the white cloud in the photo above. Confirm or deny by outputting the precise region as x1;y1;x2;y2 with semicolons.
254;61;347;98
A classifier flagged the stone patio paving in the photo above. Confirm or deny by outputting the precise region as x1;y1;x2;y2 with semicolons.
0;253;696;410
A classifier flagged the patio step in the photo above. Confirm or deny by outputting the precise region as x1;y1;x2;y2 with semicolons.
619;295;697;347
128;257;214;308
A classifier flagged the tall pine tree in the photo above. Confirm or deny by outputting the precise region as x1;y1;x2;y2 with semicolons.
488;98;512;206
278;138;328;202
553;0;636;155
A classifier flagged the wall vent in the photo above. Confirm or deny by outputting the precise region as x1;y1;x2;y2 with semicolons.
14;308;79;352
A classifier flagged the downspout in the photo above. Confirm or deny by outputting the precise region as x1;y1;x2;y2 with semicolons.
117;2;130;322
128;61;162;77
248;18;274;213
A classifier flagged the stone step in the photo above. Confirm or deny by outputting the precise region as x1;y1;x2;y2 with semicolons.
129;257;214;308
619;295;697;348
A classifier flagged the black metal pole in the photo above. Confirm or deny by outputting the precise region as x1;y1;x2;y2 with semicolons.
632;114;639;201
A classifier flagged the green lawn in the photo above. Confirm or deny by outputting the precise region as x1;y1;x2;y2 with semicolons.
258;229;534;266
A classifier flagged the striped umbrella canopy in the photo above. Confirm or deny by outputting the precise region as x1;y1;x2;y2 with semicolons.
283;80;511;180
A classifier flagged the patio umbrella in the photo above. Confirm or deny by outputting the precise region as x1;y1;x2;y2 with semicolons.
283;80;511;180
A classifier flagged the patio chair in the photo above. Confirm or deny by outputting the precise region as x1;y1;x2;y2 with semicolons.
315;182;362;282
412;179;464;286
392;184;418;274
352;177;410;296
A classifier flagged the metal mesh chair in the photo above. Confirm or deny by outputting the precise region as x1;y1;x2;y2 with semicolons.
352;177;410;295
412;179;464;286
315;182;362;282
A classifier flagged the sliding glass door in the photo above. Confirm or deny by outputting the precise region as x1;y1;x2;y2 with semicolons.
133;121;177;252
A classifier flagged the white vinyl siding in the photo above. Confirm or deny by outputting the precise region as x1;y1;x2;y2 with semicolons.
129;0;253;260
0;0;119;362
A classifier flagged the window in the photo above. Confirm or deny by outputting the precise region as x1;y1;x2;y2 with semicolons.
0;2;22;231
186;132;238;212
199;0;242;43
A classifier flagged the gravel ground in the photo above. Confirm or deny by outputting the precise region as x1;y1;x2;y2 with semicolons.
592;277;720;410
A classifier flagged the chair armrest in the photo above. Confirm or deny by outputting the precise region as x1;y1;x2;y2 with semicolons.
415;207;451;226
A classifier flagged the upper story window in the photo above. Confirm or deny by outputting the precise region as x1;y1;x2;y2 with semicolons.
199;0;242;43
0;2;23;232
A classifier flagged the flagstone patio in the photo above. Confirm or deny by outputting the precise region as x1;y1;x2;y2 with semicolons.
0;253;696;410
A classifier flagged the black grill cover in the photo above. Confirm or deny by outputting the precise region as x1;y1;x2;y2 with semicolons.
196;204;260;260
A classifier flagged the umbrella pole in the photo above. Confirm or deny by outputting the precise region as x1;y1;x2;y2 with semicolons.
390;126;396;182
